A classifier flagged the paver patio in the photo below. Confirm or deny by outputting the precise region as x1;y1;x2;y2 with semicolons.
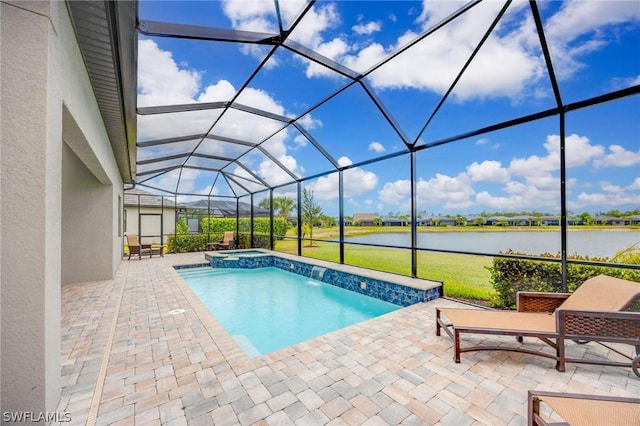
55;252;639;425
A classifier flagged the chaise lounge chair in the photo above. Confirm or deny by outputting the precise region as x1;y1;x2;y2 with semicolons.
125;234;151;260
527;390;640;426
436;274;640;377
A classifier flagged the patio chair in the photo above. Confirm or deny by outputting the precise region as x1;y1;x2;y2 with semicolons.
527;390;640;426
214;231;235;250
436;274;640;377
125;234;151;260
150;242;166;257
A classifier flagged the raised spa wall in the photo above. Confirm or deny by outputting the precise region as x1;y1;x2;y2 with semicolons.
198;252;442;307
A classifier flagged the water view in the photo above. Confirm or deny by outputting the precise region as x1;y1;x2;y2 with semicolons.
342;230;639;258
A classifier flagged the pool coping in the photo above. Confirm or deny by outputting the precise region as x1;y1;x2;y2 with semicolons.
204;249;443;292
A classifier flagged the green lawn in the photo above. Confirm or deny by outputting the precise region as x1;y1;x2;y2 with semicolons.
273;238;494;301
263;224;637;301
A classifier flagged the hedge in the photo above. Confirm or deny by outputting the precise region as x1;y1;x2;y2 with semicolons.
166;233;208;253
489;249;640;309
201;217;289;237
166;217;290;253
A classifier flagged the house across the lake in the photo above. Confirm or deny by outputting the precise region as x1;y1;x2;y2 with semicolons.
353;213;376;226
382;217;407;226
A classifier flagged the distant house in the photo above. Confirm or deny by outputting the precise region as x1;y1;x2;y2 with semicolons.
512;215;536;226
485;216;512;226
124;188;183;243
353;213;376;226
465;214;480;222
627;215;640;225
595;215;625;225
382;217;407;226
540;216;560;226
424;216;456;226
567;216;581;225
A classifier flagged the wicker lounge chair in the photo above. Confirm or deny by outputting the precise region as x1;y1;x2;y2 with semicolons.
528;390;640;426
436;275;640;377
125;234;151;260
215;231;235;250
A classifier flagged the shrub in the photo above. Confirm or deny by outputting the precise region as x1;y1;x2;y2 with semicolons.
235;233;273;249
488;249;640;309
167;233;208;253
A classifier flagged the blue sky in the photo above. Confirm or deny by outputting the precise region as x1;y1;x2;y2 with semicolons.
136;0;640;217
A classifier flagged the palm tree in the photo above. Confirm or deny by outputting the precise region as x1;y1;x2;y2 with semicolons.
274;196;296;219
259;196;297;219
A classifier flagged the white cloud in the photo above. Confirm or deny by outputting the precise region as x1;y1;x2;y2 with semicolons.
305;37;351;78
544;1;640;80
509;134;605;177
297;113;323;130
368;141;386;153
379;173;475;211
221;0;277;29
466;160;509;183
289;2;341;48
137;40;307;193
416;173;475;210
593;145;640;168
138;39;201;106
293;134;308;148
357;1;544;100
150;168;201;195
306;156;378;201
475;185;559;211
610;74;640;90
353;21;381;35
379;179;411;205
373;129;637;213
218;0;638;101
575;178;640;208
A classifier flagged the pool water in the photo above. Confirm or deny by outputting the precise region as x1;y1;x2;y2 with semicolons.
178;267;400;357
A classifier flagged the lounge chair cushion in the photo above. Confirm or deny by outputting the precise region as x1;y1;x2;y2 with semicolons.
558;274;640;312
440;310;556;333
533;393;640;425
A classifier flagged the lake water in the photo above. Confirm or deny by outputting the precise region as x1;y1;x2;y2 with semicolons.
341;229;640;258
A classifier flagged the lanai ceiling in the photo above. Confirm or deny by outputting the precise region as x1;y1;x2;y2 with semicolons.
69;0;640;201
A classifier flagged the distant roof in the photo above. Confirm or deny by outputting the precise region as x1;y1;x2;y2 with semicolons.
184;199;270;217
124;188;181;208
382;217;406;222
353;213;376;221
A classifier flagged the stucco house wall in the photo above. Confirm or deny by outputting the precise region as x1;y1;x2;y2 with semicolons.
1;0;124;415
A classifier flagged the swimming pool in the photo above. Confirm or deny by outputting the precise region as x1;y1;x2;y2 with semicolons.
178;266;400;357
